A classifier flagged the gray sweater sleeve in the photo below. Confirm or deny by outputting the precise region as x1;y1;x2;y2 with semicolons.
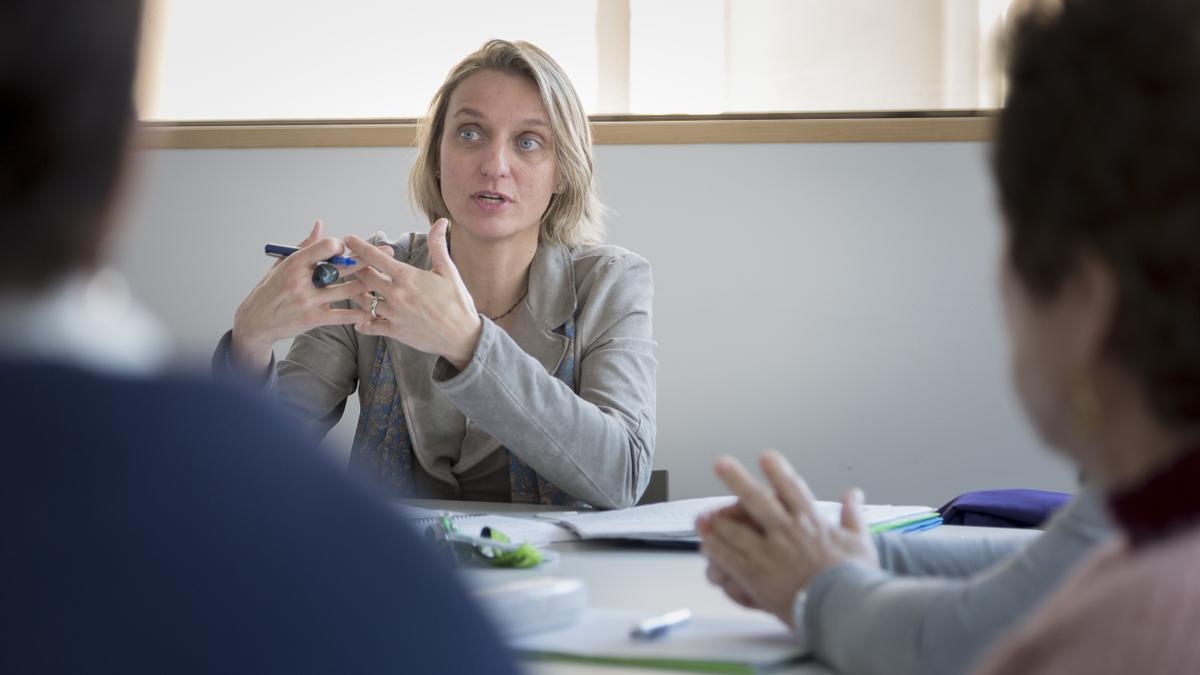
873;526;1040;578
801;490;1112;675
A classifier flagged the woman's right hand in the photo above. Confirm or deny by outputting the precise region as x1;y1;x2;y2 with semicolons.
231;220;371;373
696;451;879;628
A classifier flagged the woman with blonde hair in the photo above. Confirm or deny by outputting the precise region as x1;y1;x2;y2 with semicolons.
219;40;656;508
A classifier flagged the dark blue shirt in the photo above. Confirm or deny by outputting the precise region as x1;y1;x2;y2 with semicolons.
0;360;519;674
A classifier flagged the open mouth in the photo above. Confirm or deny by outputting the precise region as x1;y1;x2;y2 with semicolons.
473;191;511;204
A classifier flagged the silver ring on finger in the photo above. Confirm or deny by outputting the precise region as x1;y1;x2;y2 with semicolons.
369;294;382;319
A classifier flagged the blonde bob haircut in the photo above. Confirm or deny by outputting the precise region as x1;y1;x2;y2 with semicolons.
409;39;605;247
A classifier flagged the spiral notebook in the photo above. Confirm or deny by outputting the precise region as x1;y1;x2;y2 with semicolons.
394;503;489;524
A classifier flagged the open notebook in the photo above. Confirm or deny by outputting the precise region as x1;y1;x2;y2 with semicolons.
392;497;940;548
554;496;940;544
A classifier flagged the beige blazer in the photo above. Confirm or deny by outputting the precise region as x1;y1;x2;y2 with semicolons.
270;233;657;509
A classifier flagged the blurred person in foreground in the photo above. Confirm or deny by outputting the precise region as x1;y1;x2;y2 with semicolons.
0;2;520;673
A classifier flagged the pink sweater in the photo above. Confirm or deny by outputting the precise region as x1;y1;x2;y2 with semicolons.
975;525;1200;674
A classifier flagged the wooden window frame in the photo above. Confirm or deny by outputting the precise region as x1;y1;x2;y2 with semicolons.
139;111;994;149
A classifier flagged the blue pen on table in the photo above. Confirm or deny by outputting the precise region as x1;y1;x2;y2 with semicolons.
264;243;357;267
630;608;691;640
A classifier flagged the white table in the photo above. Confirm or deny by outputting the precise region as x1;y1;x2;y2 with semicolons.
408;500;1032;674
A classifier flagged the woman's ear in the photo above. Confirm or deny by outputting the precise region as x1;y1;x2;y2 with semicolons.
1066;252;1117;367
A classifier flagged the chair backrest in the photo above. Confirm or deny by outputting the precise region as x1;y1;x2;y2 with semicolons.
637;469;670;505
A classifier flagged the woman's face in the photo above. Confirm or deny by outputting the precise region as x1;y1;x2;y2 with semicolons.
437;69;558;244
1002;258;1071;453
1000;246;1107;464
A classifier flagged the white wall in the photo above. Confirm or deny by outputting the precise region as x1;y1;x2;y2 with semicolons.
118;141;1076;505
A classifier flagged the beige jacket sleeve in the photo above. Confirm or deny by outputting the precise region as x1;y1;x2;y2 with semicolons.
212;323;359;441
433;252;657;509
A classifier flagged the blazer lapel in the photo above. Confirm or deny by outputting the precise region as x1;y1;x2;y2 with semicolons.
376;235;577;477
510;241;576;378
381;236;464;481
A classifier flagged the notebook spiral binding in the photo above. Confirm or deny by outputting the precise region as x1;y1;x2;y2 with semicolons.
401;510;489;525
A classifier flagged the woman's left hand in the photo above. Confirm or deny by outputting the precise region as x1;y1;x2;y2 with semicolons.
343;218;482;369
696;450;879;628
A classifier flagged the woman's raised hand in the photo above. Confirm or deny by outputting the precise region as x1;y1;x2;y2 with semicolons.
231;220;371;373
696;450;880;628
343;218;483;370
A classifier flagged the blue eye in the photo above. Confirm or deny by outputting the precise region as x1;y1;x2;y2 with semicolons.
459;128;481;142
518;136;542;150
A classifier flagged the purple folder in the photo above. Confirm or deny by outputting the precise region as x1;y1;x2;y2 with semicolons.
938;489;1071;528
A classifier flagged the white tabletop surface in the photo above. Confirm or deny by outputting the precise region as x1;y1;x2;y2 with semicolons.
406;499;1032;675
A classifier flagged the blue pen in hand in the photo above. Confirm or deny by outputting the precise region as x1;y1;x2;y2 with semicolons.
630;608;691;640
264;243;357;288
264;243;357;266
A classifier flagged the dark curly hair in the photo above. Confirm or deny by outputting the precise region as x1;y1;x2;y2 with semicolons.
0;0;142;291
994;0;1200;428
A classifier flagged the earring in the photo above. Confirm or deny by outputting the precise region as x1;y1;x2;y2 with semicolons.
1069;369;1101;436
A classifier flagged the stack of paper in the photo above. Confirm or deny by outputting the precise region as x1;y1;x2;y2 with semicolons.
511;607;807;673
555;496;940;544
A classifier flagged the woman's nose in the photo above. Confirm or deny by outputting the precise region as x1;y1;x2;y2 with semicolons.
480;140;511;179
